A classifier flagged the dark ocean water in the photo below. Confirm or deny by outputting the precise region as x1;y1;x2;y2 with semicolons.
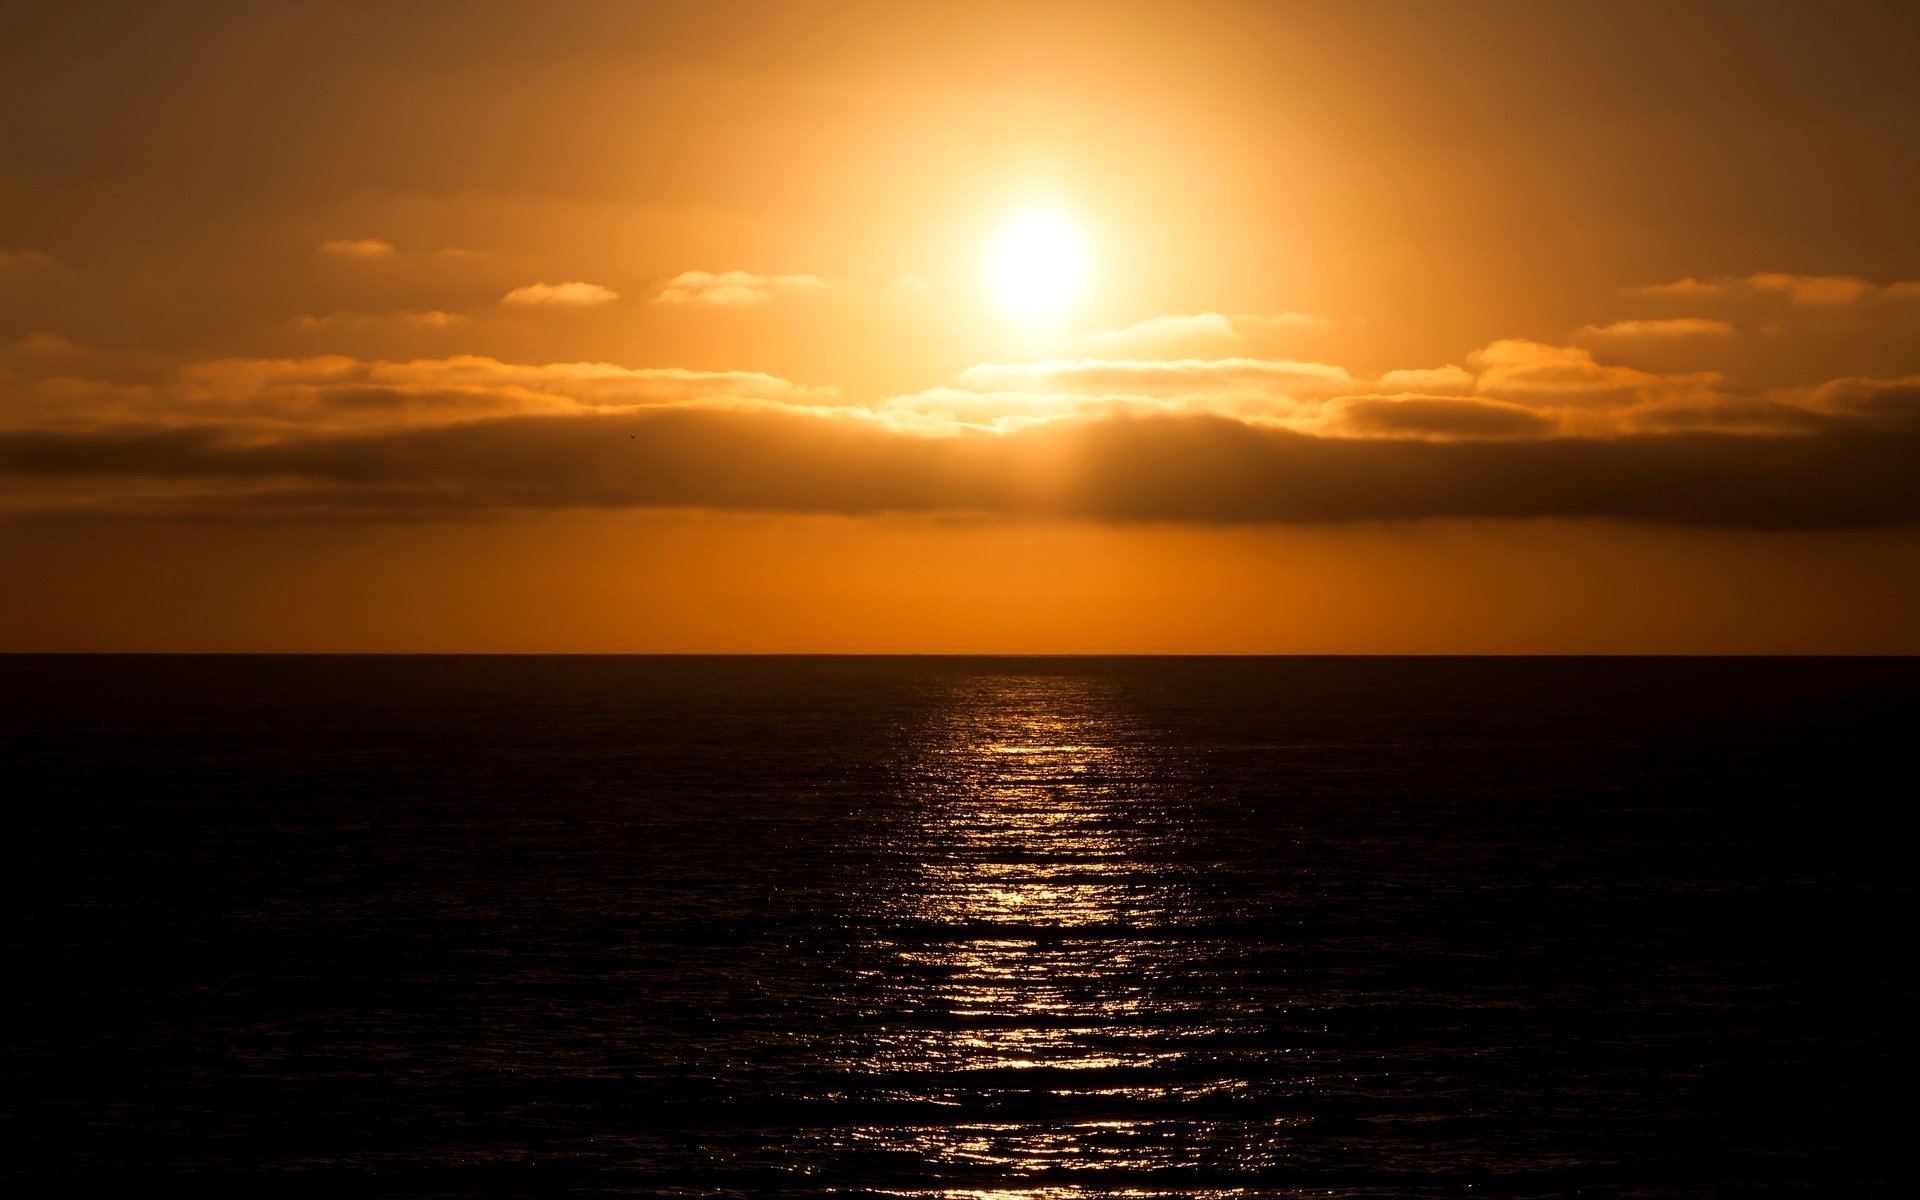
0;655;1912;1197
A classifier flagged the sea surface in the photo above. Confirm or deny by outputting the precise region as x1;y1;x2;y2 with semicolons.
0;655;1911;1196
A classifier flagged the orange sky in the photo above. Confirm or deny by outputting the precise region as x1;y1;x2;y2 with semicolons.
4;1;1920;651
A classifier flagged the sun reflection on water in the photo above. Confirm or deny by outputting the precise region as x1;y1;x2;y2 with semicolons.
829;673;1268;1190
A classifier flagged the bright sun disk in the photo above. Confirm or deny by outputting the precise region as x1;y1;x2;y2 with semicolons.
986;206;1090;323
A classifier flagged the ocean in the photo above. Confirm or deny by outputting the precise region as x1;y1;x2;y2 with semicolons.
0;655;1910;1196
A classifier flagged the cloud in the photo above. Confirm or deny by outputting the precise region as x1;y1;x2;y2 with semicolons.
4;405;1919;530
1636;278;1725;300
893;341;1796;435
1377;365;1476;394
294;310;467;330
878;385;1233;431
1747;274;1872;305
1618;395;1837;435
1072;313;1236;352
1059;312;1328;358
1322;395;1557;440
958;357;1354;401
1637;273;1919;306
6;332;77;356
652;270;831;307
1459;341;1775;434
1798;375;1920;430
501;281;619;307
8;339;1920;527
0;355;832;435
882;351;1369;433
0;340;1820;447
1468;339;1722;407
0;249;56;271
1577;318;1737;339
316;238;395;260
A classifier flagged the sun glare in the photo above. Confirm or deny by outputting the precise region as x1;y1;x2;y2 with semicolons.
986;206;1090;323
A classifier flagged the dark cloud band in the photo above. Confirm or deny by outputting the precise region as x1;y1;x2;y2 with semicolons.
5;406;1920;529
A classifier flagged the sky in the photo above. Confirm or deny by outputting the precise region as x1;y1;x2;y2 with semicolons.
4;0;1920;652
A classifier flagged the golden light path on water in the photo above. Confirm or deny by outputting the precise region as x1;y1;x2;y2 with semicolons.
826;673;1299;1196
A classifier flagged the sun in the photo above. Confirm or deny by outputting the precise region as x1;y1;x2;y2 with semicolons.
985;206;1090;323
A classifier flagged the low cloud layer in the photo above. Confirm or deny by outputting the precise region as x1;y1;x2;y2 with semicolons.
4;304;1919;527
3;404;1917;529
0;355;835;435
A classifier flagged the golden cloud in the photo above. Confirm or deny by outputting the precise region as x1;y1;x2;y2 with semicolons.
1376;365;1476;394
1797;375;1920;429
1577;318;1737;339
957;357;1355;399
293;310;467;331
1056;312;1329;358
0;355;831;435
6;338;1918;526
501;281;619;307
1636;273;1920;306
316;238;395;260
1468;339;1724;405
652;270;830;307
